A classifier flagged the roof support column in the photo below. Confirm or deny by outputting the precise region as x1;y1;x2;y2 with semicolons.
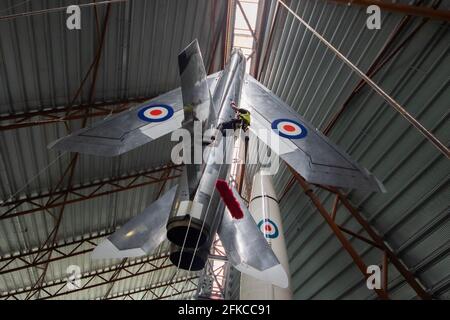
289;167;432;299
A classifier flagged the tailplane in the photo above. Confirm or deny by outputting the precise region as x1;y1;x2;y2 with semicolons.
178;39;217;197
216;182;289;288
92;185;178;259
178;39;216;126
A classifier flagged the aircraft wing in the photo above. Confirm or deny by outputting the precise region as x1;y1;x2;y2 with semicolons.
48;72;222;157
92;185;178;259
242;75;385;192
216;181;289;288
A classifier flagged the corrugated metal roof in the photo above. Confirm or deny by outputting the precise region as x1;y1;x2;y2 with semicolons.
0;0;227;300
0;0;449;301
243;0;449;299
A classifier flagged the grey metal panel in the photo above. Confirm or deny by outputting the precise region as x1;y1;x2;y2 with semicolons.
93;185;178;258
242;74;385;192
49;88;184;156
244;0;449;300
48;73;222;157
1;0;448;300
0;0;225;113
218;186;288;288
0;0;226;300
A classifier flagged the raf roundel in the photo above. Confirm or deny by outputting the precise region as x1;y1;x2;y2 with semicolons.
138;104;174;122
257;218;279;239
271;118;308;139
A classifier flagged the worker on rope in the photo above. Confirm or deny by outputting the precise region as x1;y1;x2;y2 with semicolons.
218;101;251;135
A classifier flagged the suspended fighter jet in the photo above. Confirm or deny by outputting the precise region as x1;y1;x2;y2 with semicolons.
49;39;385;288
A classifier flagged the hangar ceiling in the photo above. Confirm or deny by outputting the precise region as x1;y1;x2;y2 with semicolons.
0;0;448;300
0;0;228;300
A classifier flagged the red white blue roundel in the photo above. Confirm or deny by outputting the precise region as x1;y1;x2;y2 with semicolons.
138;104;174;122
271;119;308;139
257;218;279;239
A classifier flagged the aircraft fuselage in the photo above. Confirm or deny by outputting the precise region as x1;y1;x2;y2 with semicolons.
166;49;247;271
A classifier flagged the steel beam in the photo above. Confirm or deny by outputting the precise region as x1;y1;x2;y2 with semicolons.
236;1;258;41
0;164;181;221
251;0;272;77
223;0;236;67
323;0;434;135
269;0;433;298
290;169;389;299
22;4;114;300
0;98;150;131
257;0;292;80
288;167;431;299
0;228;222;279
1;164;181;208
154;288;197;300
279;176;295;202
207;0;227;74
0;0;128;22
24;154;80;300
0;164;180;292
102;258;128;299
0;254;172;300
275;0;449;158
0;231;113;276
332;187;432;299
104;277;199;300
328;0;450;22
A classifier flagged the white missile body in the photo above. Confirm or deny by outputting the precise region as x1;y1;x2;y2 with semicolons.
240;171;293;300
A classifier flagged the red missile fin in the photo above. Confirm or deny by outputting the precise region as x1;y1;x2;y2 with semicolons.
215;179;244;219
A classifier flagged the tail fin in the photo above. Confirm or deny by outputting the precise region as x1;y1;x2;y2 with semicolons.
216;183;289;288
178;39;216;197
92;185;178;259
178;39;215;126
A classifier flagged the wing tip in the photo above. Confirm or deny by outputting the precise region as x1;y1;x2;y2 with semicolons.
92;239;119;259
235;263;290;289
179;39;199;56
92;238;146;260
374;176;387;193
178;39;200;74
364;168;387;193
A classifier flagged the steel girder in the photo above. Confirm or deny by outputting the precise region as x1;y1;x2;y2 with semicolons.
288;169;431;299
0;165;182;221
0;253;192;300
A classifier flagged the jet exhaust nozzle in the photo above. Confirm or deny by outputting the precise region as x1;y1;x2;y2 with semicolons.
166;215;210;248
169;242;209;271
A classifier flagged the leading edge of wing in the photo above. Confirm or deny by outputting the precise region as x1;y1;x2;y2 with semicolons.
48;72;223;157
48;87;184;157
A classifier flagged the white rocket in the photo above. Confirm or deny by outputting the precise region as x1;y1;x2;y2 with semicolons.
240;171;293;300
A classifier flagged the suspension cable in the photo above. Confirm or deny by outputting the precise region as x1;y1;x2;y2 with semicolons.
276;0;449;159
